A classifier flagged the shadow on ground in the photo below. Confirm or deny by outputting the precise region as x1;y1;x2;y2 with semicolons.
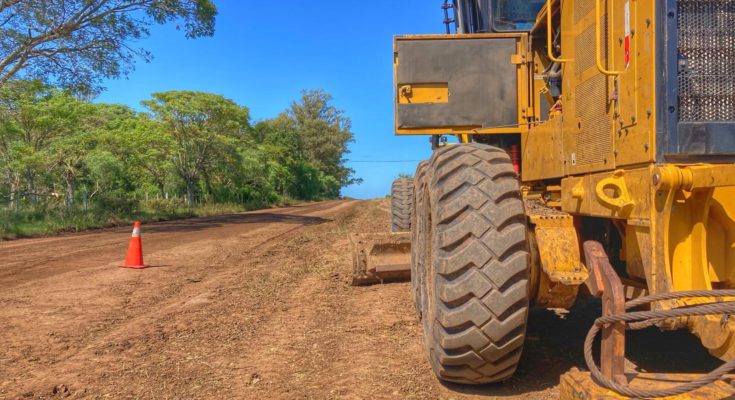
143;212;328;234
443;298;722;397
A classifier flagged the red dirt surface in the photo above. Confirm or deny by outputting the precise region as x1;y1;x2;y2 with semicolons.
0;200;721;399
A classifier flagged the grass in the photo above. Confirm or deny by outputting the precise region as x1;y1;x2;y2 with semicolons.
0;198;298;240
298;261;328;275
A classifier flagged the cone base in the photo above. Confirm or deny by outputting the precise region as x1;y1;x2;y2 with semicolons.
119;264;149;269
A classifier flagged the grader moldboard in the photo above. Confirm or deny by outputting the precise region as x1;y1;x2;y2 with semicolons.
351;0;735;398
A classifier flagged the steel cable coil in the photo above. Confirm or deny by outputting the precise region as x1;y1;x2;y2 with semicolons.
584;290;735;398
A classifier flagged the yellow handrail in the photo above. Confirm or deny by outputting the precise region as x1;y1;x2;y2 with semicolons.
546;0;572;63
595;0;627;75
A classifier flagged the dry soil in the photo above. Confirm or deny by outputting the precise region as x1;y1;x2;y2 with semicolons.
0;199;721;399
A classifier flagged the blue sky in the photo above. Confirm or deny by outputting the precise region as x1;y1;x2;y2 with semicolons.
97;1;445;199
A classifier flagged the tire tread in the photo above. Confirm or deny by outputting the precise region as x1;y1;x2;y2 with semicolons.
423;144;529;384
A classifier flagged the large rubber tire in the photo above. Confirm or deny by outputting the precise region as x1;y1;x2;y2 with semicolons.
391;178;413;232
411;161;430;315
419;144;530;384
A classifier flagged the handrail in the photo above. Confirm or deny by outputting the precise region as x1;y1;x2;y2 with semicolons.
595;0;627;75
546;0;572;63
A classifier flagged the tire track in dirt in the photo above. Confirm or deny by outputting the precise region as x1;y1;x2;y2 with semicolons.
0;201;344;287
227;200;721;400
0;200;356;399
1;199;720;399
237;200;437;399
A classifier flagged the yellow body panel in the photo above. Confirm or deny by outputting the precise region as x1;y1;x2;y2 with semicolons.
533;2;735;359
554;164;735;358
521;0;658;180
394;33;530;136
522;117;565;181
394;0;735;366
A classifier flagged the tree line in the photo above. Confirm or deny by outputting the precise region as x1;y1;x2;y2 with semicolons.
0;1;360;220
0;82;358;213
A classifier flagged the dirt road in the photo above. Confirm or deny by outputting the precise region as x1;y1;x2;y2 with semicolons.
0;200;721;399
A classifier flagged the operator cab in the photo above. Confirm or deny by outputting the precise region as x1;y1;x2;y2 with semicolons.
450;0;545;33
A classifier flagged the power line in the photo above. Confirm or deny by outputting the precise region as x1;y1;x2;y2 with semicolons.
347;160;422;163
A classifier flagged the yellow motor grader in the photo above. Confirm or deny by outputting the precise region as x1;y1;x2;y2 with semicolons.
353;0;735;398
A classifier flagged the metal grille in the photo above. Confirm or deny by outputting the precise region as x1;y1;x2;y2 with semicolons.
678;0;735;121
576;74;612;166
575;0;595;24
576;24;597;75
574;5;610;167
576;15;607;76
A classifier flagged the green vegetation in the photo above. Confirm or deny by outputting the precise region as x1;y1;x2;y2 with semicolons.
0;0;217;94
0;84;358;238
0;200;250;239
0;1;360;239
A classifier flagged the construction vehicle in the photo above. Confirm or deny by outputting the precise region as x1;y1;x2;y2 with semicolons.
353;0;735;397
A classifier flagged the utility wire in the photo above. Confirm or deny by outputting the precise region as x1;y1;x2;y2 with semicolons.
347;160;422;163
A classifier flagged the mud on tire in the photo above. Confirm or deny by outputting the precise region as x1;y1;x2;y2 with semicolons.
411;161;430;315
391;178;414;232
419;143;529;384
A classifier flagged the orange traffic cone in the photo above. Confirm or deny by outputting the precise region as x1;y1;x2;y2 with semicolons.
120;221;148;269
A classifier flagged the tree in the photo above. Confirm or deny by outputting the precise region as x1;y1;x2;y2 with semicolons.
82;104;173;196
251;114;300;154
125;115;175;195
0;0;217;94
79;103;157;208
0;85;357;217
142;91;250;205
0;80;83;205
49;122;89;211
250;90;361;200
287;89;359;188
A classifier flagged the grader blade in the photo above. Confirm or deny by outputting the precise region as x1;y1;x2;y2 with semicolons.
350;233;411;286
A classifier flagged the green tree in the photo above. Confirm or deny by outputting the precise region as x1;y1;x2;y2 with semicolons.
142;91;250;205
0;85;358;222
83;104;173;196
0;81;83;206
252;114;300;153
0;0;217;94
84;149;127;208
127;116;175;195
251;90;361;200
287;89;359;188
49;122;89;210
78;103;153;208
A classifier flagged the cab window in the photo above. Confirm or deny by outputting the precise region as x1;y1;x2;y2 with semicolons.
492;0;545;31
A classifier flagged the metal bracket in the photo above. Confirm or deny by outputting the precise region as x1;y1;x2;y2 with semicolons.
595;171;635;214
583;240;627;385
